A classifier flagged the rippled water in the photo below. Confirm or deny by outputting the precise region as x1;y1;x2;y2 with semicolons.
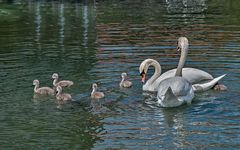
0;0;239;149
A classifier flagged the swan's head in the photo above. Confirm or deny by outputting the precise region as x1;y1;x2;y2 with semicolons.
33;79;39;86
139;59;156;83
177;37;189;52
92;83;98;89
56;86;62;94
52;73;59;79
121;72;127;79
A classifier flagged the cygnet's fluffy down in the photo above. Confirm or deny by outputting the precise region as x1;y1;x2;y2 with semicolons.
91;83;104;99
56;86;72;101
33;79;55;95
119;72;132;88
52;73;74;88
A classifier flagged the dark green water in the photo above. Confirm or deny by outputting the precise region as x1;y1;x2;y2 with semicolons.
0;0;239;149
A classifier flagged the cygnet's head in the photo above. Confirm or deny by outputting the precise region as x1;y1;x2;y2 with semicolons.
33;79;39;86
52;73;59;79
92;83;98;89
177;37;189;52
121;72;127;79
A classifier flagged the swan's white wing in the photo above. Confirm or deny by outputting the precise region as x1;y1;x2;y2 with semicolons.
151;67;214;91
157;77;194;107
182;68;214;83
157;87;184;107
193;74;226;92
159;68;213;84
177;87;194;105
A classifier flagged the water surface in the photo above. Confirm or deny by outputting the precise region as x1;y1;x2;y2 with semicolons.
0;0;239;149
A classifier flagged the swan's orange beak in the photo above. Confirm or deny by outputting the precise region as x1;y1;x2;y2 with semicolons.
140;71;145;83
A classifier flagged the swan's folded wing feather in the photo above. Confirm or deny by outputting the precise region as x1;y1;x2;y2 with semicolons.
164;87;178;101
156;68;214;86
158;87;184;107
193;74;226;92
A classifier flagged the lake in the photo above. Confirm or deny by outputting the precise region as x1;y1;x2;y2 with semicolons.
0;0;239;149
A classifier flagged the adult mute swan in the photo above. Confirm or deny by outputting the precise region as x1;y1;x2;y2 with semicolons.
139;37;226;92
33;79;55;95
119;72;133;88
157;37;194;107
91;83;105;99
52;73;74;88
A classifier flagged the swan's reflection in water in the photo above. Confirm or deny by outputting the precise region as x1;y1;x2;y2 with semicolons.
114;91;191;148
143;91;186;127
92;90;191;149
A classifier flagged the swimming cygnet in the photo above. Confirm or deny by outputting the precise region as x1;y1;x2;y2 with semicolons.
56;86;72;101
52;73;74;88
91;83;105;99
33;79;55;95
213;84;227;91
119;72;132;88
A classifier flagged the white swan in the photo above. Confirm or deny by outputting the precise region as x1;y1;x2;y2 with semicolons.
91;83;105;99
119;72;133;88
157;77;194;107
157;37;194;107
139;37;226;92
56;86;72;101
52;73;74;88
33;79;55;95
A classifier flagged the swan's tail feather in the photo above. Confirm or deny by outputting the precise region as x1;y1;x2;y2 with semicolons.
193;74;226;92
157;87;183;107
164;87;176;100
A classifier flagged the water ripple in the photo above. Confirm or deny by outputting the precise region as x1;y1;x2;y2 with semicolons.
0;1;240;149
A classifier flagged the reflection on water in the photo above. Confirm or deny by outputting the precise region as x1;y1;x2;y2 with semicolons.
83;4;88;47
166;0;207;13
59;3;65;48
0;0;240;149
35;2;41;46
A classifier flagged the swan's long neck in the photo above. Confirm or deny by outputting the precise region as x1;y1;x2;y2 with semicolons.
146;60;162;85
56;89;61;96
120;77;125;84
56;91;60;96
34;84;39;93
53;78;58;86
175;46;188;77
120;80;124;86
91;87;96;95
